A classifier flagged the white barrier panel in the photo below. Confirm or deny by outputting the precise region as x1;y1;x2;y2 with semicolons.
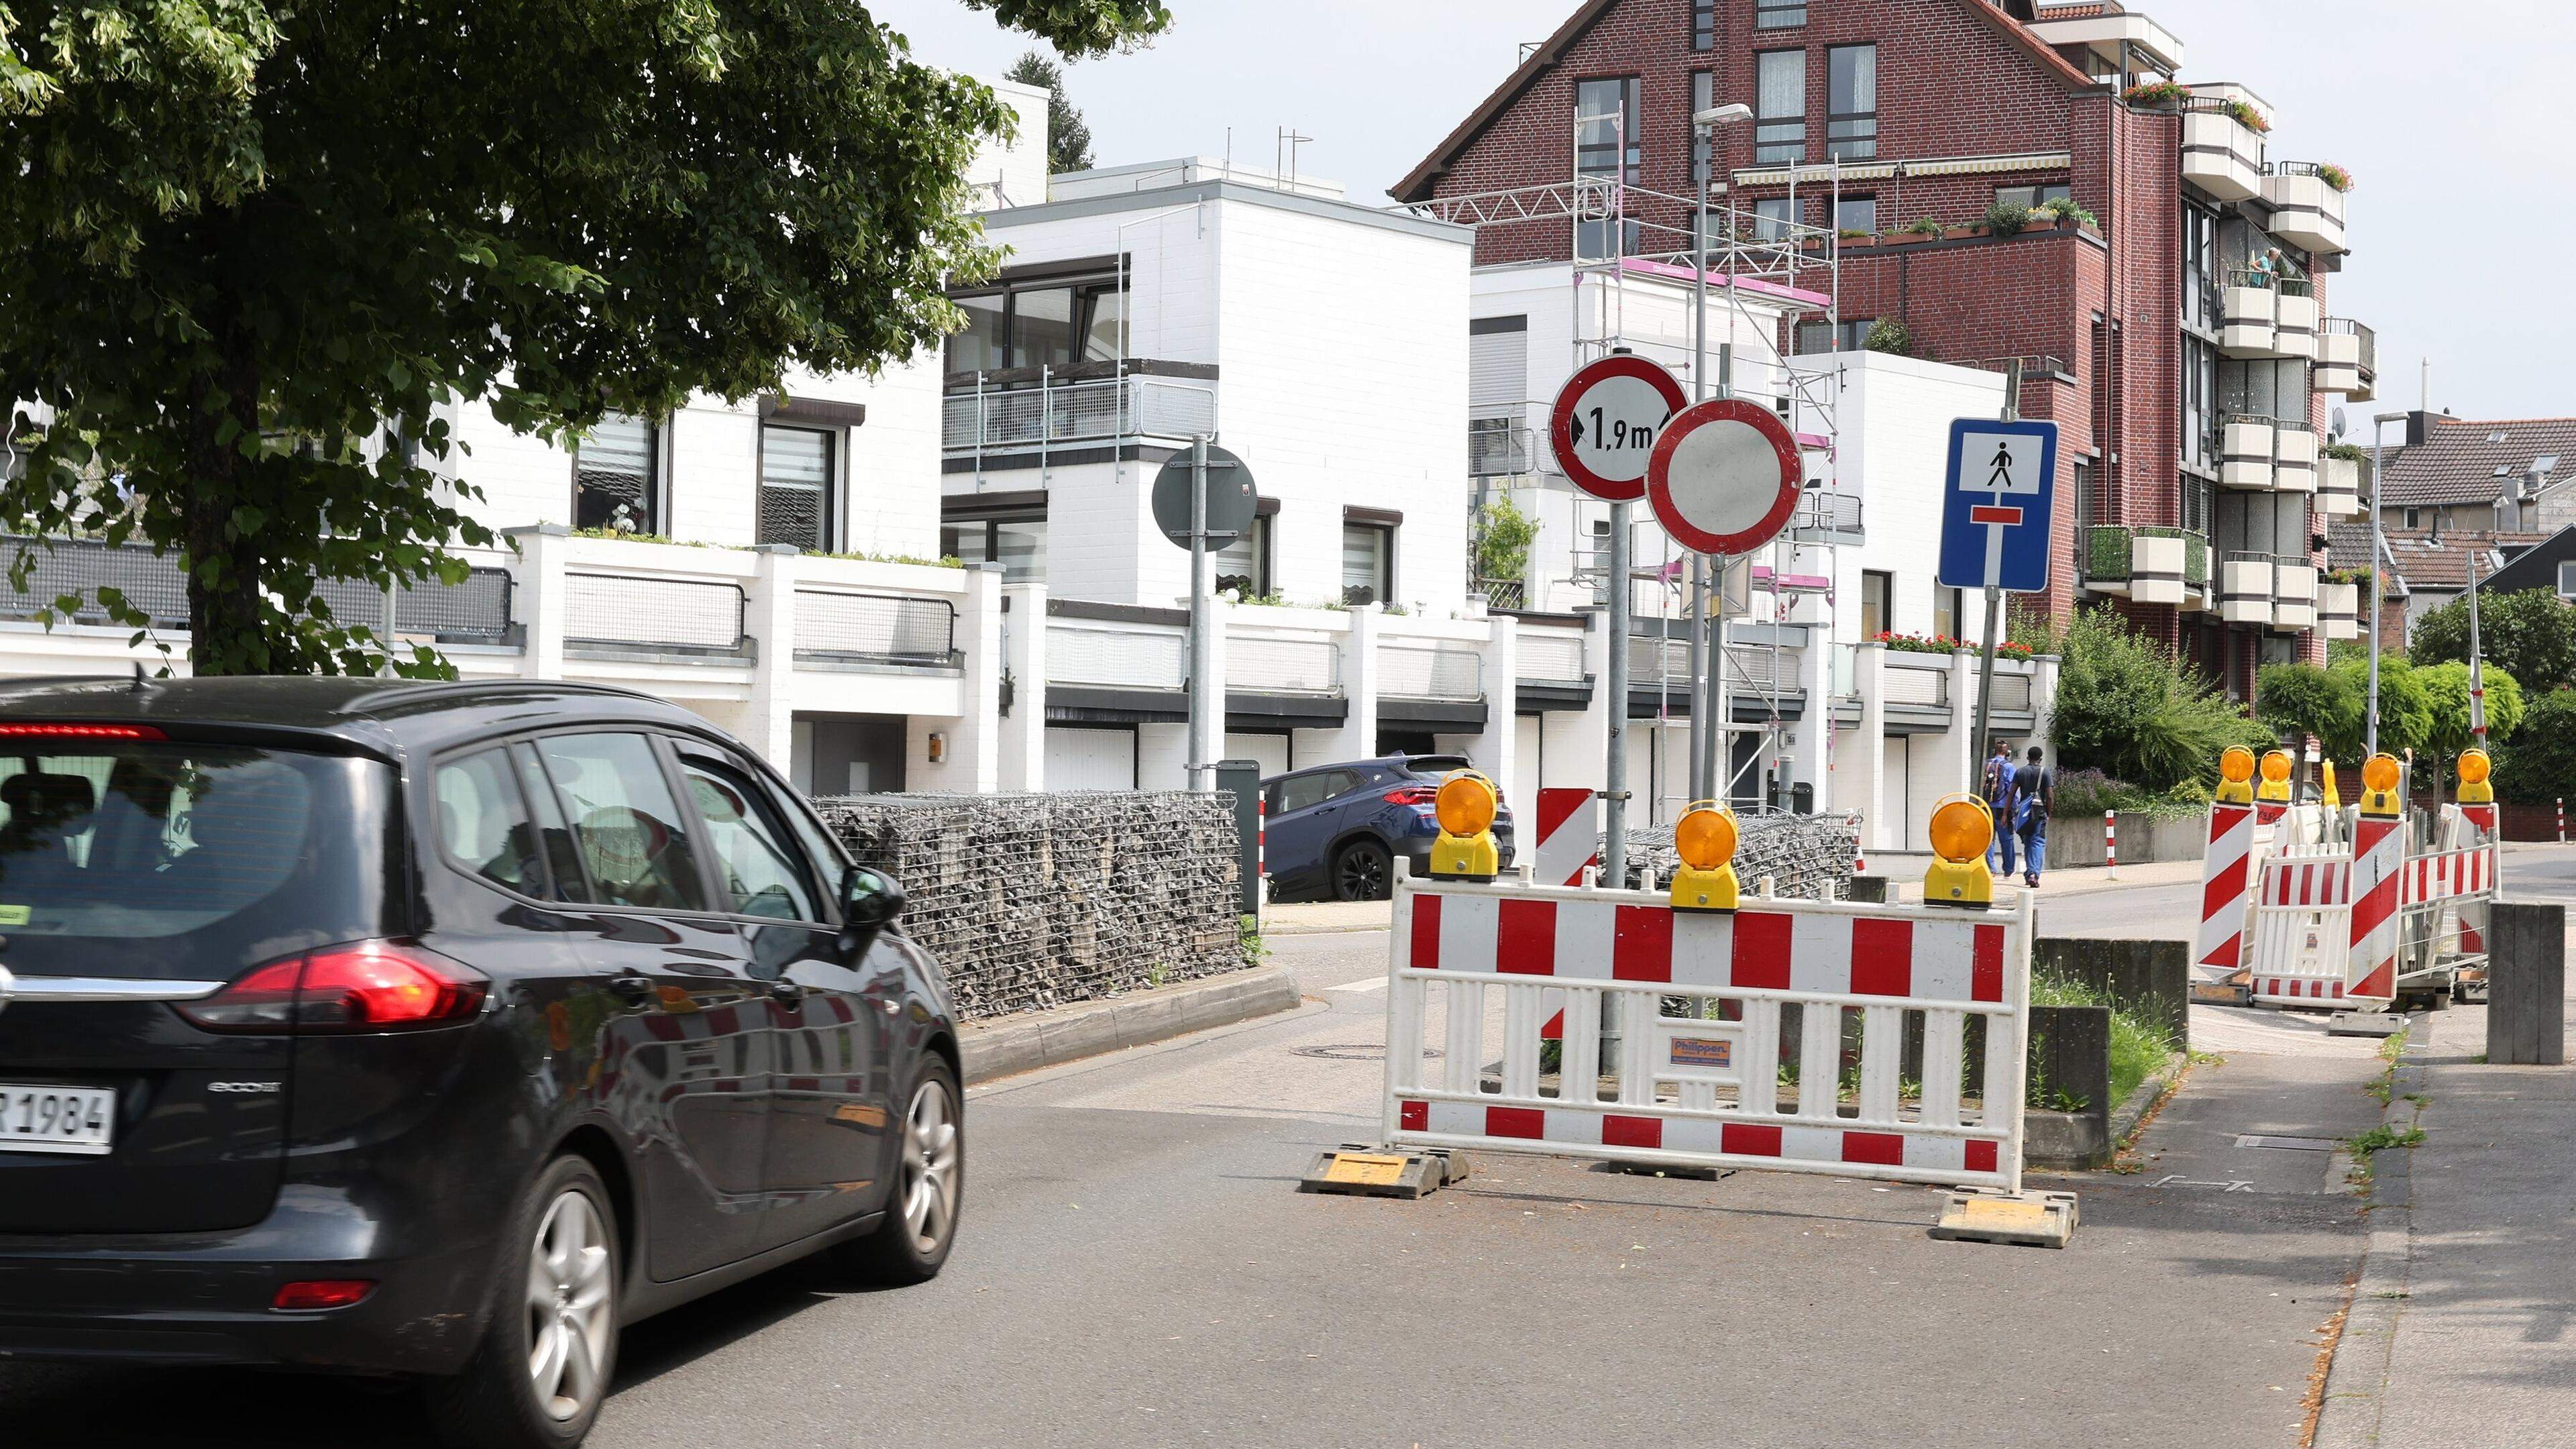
1381;875;2034;1193
2248;847;2354;1006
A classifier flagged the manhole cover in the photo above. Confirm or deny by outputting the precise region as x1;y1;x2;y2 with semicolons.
2233;1134;2339;1151
1291;1044;1443;1062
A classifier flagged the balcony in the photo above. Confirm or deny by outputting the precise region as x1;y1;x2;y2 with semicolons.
1469;416;1538;478
2273;423;2318;494
1790;489;1866;546
2084;525;2207;606
2273;561;2319;632
1227;633;1343;696
2318;318;2377;399
1049;619;1187;691
2180;99;2265;201
1881;654;1954;733
2218;555;2273;625
2317;453;2363;517
2263;163;2349;256
2218;277;2275;356
1381;644;1483;702
2320;579;2362;641
2272;289;2319;361
0;535;515;642
943;368;1220;475
2221;419;2277;490
791;589;960;670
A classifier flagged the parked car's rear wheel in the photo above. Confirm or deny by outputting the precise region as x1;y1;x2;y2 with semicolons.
1332;839;1393;902
828;1055;963;1285
425;1155;620;1449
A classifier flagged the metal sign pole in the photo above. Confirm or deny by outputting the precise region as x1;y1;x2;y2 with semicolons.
2466;544;2488;745
1187;435;1214;793
1701;344;1731;803
2366;423;2387;757
1686;184;1711;802
1965;362;2021;798
1603;501;1631;887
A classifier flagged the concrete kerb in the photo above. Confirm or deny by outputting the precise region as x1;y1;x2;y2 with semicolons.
959;963;1303;1084
2310;1017;2428;1449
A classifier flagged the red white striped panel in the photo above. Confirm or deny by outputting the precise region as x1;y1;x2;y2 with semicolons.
1396;1097;2004;1177
2255;977;2347;1002
2261;857;2350;908
2345;816;2406;1001
1405;891;2008;1006
2196;803;2257;970
2403;848;2493;904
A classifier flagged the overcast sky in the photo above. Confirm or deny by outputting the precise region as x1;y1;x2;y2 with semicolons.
876;0;2576;424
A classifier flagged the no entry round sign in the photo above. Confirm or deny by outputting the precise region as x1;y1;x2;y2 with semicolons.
1645;398;1805;556
1548;354;1687;502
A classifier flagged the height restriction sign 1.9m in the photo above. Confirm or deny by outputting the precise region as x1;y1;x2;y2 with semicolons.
1550;354;1687;502
1936;417;2061;593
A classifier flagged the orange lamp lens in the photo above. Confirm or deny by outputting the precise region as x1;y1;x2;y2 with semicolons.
2220;747;2255;784
1675;806;1737;871
1434;774;1497;837
2362;754;2401;793
1928;798;1993;863
2459;749;2491;785
2260;750;2292;783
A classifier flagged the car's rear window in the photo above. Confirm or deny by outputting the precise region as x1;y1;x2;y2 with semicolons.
1403;755;1472;777
0;739;392;977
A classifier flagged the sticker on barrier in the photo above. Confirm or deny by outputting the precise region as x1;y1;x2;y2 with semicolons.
1376;873;2035;1194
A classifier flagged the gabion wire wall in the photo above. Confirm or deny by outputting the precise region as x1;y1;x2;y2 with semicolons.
1620;812;1863;900
814;792;1246;1020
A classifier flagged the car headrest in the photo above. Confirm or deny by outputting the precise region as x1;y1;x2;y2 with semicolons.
1;771;99;828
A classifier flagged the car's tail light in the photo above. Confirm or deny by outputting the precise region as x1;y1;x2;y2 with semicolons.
0;722;165;740
180;943;487;1034
273;1279;376;1311
1383;785;1437;806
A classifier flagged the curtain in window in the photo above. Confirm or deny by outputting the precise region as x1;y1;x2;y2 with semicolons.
576;415;657;534
758;425;833;550
1342;525;1389;606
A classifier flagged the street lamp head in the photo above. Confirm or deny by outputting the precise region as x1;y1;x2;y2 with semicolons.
1694;103;1753;128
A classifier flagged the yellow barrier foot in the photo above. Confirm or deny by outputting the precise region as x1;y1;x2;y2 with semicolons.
2326;1011;2410;1038
1299;1146;1467;1199
1929;1189;2079;1248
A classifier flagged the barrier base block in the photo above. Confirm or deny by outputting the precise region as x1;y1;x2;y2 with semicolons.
1299;1146;1466;1200
1929;1189;2079;1249
2326;1011;2410;1038
2190;979;2253;1008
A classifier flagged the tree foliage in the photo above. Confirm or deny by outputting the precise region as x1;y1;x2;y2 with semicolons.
2416;661;2523;795
1004;50;1095;176
2320;653;2434;765
2410;588;2576;695
2497;688;2576;805
2254;662;2357;749
1;0;1169;675
1471;491;1538;586
2049;607;2272;790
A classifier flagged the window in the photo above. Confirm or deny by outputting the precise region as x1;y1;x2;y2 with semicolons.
941;276;1128;374
1796;318;1872;354
534;733;707;913
1756;0;1807;28
2182;205;2218;331
435;749;543;897
1834;195;1876;236
1753;196;1798;241
758;425;835;552
945;516;1049;582
2182;334;2219;469
1755;51;1807;164
2073;459;2093;535
574;415;659;535
1342;523;1394;606
1575;77;1644;258
1827;44;1876;161
1214;514;1273;597
2182;475;2213;535
1932;586;1963;640
2402;507;2421;529
678;753;823;922
1273;770;1353;816
1693;0;1716;50
1861;570;1892;637
1690;72;1716;184
2559;561;2576;600
1995;182;2072;212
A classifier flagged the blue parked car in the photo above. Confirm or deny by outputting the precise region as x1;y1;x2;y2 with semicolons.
1263;755;1516;902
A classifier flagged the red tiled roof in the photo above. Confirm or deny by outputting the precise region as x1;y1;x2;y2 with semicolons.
2330;524;2554;593
2375;415;2576;507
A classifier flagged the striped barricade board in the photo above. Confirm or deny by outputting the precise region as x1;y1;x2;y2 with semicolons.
2247;847;2355;1006
1381;875;2033;1193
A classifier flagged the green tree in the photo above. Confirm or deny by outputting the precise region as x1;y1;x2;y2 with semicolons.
2049;606;2271;790
2418;660;2524;796
2411;588;2576;694
1004;50;1095;176
1471;490;1538;588
2320;653;2434;765
1;0;1170;676
2496;688;2576;805
2254;661;2358;794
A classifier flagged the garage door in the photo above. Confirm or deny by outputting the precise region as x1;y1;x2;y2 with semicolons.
1046;727;1136;791
1222;732;1291;779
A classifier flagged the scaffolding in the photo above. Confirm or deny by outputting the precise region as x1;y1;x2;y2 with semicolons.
1397;129;1851;822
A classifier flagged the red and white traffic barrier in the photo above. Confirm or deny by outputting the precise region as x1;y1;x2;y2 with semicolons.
2345;812;2406;1002
1531;787;1600;889
2104;810;2118;879
2247;845;2353;1006
2559;798;2565;843
1256;796;1267;912
2195;800;2257;971
1384;874;2034;1192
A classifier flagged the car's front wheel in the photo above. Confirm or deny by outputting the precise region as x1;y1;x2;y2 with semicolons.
828;1055;963;1285
1333;839;1393;901
425;1155;621;1449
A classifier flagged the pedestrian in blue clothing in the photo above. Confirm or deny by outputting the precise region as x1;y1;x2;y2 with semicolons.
1982;738;2018;877
2012;745;2054;888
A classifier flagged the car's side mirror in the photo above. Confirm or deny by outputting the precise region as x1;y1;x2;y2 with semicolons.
837;865;906;955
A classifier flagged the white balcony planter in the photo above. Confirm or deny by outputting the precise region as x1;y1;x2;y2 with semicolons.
2220;285;2277;357
2222;421;2276;490
2273;564;2318;631
2263;170;2347;256
2131;533;2188;606
2321;581;2361;640
2273;428;2318;493
2317;456;2362;517
2273;293;2320;360
2220;559;2273;625
2317;328;2363;394
2182;113;2264;201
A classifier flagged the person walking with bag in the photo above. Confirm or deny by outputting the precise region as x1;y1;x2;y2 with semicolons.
1981;739;2018;877
2012;745;2054;888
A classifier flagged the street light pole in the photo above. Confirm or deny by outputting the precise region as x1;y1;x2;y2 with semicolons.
1685;103;1752;804
2365;411;2406;757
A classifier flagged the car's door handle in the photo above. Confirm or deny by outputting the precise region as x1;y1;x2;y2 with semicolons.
606;973;655;1005
768;980;807;1006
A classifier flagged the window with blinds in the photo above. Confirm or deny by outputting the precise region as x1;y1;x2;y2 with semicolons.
759;425;835;551
1756;50;1807;164
1342;525;1393;606
574;415;659;535
1827;44;1876;160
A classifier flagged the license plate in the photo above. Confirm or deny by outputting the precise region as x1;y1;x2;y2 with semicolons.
0;1085;115;1156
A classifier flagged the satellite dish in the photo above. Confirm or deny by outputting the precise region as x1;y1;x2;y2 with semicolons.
2331;405;2349;440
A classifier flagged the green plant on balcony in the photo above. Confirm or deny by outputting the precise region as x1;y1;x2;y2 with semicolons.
1863;317;1913;356
2123;80;2191;107
2323;440;2367;463
2084;526;2134;580
2314;163;2355;193
1907;217;1944;237
2032;197;2098;229
2218;98;2271;133
1983;201;2030;237
1471;492;1538;589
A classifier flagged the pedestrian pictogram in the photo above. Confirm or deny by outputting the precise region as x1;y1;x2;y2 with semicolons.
1936;418;2059;593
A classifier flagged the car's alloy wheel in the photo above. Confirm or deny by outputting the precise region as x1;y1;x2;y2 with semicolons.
525;1189;614;1423
899;1076;961;1256
1335;843;1389;901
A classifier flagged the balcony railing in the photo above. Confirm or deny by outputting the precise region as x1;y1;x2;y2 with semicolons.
1882;657;1950;708
0;536;514;641
1469;419;1537;478
942;372;1220;461
2084;525;2208;604
1228;635;1341;694
1793;490;1864;541
565;573;746;653
1518;631;1587;684
791;590;960;669
1049;623;1185;690
1380;645;1484;701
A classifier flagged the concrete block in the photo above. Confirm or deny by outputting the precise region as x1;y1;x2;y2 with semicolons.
2487;902;2566;1066
2034;937;2191;1048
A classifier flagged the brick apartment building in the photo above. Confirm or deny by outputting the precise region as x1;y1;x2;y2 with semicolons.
1395;0;2369;699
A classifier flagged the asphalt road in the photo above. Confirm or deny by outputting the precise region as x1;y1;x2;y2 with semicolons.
0;900;2430;1449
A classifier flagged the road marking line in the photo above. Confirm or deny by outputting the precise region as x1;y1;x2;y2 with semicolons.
1328;977;1389;994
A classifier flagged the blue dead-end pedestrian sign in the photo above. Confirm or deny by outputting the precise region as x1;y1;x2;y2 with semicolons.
1936;417;2061;592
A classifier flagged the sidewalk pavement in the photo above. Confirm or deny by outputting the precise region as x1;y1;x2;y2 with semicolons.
2316;981;2576;1446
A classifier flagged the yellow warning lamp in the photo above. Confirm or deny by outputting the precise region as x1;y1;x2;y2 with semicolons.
2215;746;2256;806
1923;794;1996;910
1427;771;1501;881
2320;760;2343;811
2256;749;2294;804
2457;748;2493;806
1669;801;1740;913
2358;753;2404;818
